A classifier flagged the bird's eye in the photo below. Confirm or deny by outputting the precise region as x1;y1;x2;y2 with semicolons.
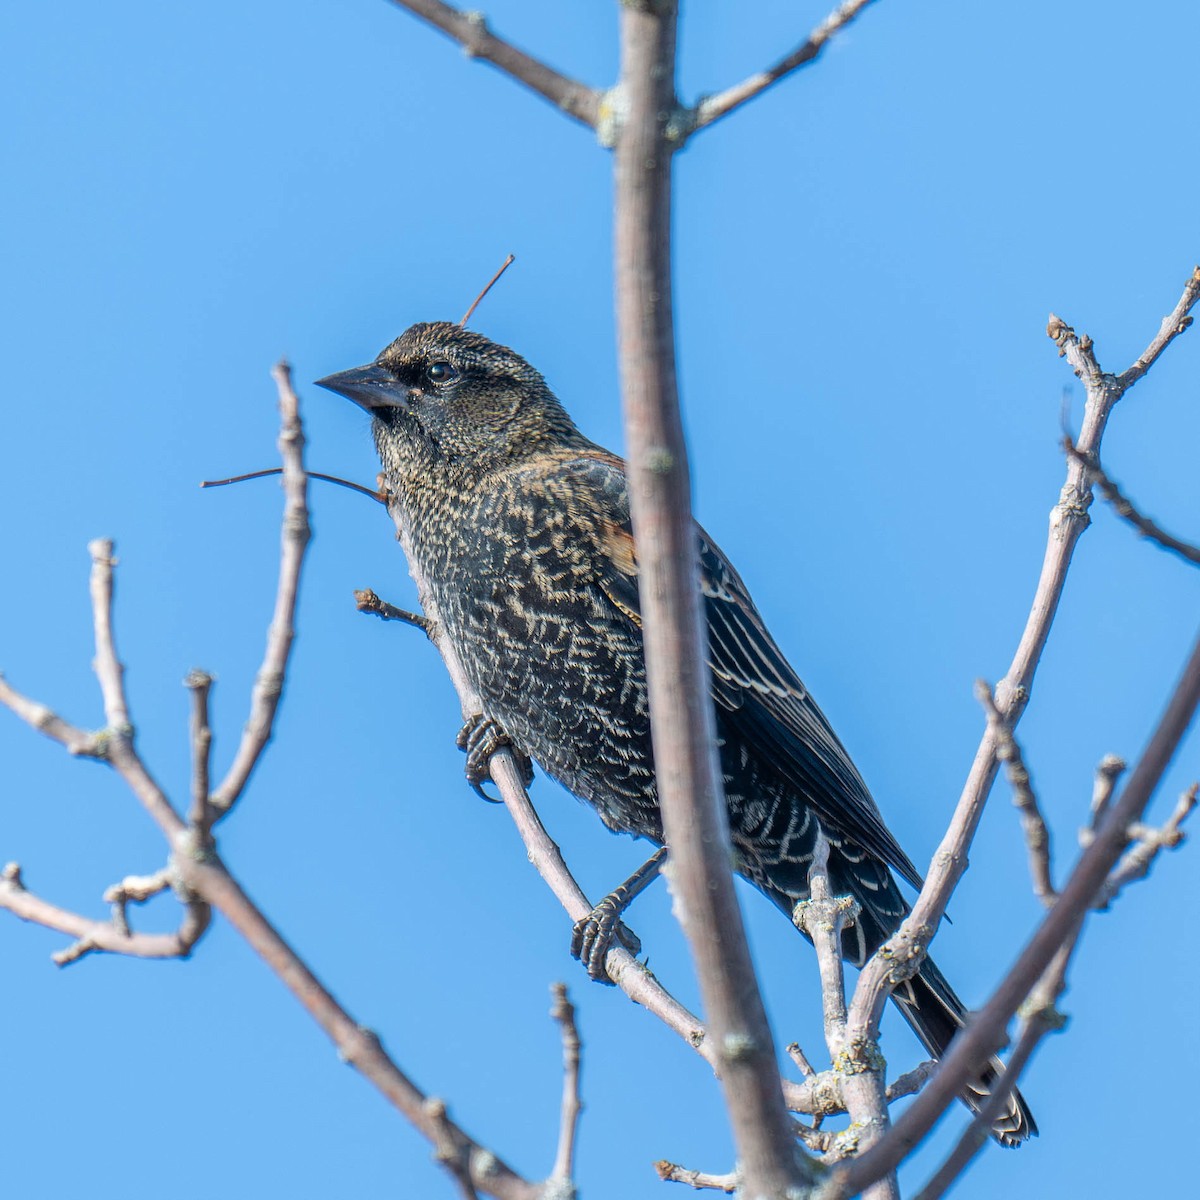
426;361;458;385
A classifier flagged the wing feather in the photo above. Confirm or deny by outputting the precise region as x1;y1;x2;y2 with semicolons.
560;449;923;892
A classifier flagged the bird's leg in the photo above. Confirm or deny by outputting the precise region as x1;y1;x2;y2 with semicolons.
455;713;534;802
571;847;668;982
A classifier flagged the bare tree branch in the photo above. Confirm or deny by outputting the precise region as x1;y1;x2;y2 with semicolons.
692;0;881;133
844;270;1200;1060
977;681;1057;906
612;6;809;1193
210;362;310;817
384;1;600;129
0;384;540;1200
840;626;1200;1194
549;983;583;1189
0;862;209;965
179;845;538;1198
1062;437;1200;567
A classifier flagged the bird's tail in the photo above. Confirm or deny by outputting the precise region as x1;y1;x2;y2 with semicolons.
890;955;1037;1147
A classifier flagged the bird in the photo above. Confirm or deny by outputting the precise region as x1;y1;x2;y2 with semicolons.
316;321;1036;1147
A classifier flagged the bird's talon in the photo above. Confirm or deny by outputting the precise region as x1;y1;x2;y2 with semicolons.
470;781;504;805
571;902;641;984
456;715;533;791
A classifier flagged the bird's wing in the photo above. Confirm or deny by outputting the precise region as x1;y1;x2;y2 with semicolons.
560;448;925;893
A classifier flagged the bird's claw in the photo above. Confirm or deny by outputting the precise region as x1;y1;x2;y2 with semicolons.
456;714;534;796
571;893;642;984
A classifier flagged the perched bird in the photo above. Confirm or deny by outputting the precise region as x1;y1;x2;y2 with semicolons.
317;322;1036;1146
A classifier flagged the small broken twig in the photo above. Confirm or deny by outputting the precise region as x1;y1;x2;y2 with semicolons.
354;588;432;634
654;1161;739;1193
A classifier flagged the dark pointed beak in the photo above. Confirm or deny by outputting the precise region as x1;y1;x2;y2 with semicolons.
314;363;410;412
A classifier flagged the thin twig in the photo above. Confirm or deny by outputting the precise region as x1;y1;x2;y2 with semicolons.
85;543;186;839
786;1042;818;1077
976;680;1057;906
1062;437;1200;567
385;1;600;128
461;254;516;327
104;865;175;935
1084;754;1126;843
185;670;214;835
0;676;106;757
210;361;310;816
886;1060;938;1104
201;466;384;504
354;587;432;634
654;1161;739;1193
88;538;130;732
1095;782;1197;908
1117;265;1200;389
0;862;209;964
549;983;583;1187
692;0;880;133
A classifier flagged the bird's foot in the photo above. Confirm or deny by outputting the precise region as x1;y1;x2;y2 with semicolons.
456;714;534;801
570;847;667;982
571;893;642;984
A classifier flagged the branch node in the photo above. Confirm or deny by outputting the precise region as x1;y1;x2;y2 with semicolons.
833;1038;886;1078
719;1031;762;1064
595;84;627;149
1016;996;1068;1032
461;9;487;56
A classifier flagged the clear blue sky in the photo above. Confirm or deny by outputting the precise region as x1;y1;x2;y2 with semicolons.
2;3;1197;1197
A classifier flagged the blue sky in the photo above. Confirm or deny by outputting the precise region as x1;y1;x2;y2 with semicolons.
2;3;1198;1197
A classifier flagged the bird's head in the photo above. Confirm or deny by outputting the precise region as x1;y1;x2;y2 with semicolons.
316;322;581;482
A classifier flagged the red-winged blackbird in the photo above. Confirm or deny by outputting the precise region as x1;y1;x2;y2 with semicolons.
317;323;1036;1146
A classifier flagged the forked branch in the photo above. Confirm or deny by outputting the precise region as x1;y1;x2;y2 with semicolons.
845;270;1200;1055
0;376;540;1200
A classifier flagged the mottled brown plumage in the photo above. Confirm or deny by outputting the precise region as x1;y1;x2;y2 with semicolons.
316;322;1036;1146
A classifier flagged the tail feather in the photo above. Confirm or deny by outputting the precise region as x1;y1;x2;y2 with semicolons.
893;958;1038;1147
